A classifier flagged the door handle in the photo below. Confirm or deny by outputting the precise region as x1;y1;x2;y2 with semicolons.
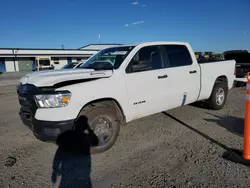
189;70;197;74
158;75;168;79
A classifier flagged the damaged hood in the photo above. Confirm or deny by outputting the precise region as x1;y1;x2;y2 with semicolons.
20;68;113;87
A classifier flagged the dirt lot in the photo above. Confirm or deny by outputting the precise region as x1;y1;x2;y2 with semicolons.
0;80;249;188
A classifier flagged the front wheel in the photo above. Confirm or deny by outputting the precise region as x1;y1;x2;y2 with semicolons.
206;82;228;110
76;102;121;154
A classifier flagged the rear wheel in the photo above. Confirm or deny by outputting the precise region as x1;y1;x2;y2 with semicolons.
207;82;228;110
77;101;121;154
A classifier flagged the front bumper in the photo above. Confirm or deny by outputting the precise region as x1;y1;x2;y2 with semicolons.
19;107;74;142
17;83;75;142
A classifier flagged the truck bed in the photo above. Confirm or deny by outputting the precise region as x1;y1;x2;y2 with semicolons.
197;60;236;101
197;59;226;64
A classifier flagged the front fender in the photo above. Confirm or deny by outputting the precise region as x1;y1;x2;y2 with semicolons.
35;76;130;122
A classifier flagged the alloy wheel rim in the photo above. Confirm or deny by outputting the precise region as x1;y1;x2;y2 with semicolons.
90;115;114;147
215;88;225;105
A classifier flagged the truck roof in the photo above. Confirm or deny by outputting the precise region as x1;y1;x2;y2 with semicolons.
107;41;190;48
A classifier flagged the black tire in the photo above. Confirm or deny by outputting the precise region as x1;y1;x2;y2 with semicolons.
207;82;228;110
77;101;121;154
234;81;239;87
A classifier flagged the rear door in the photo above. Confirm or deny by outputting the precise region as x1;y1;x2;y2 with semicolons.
160;44;200;109
125;45;169;119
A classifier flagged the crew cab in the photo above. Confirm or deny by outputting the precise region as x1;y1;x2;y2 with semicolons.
17;42;236;153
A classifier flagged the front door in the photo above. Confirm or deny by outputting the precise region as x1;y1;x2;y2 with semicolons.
125;45;169;120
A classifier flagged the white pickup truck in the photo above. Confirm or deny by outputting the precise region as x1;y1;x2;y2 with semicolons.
17;42;236;153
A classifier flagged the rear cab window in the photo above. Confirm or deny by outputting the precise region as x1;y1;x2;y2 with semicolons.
160;45;193;68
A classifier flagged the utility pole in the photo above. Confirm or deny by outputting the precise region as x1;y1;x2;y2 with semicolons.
61;45;65;49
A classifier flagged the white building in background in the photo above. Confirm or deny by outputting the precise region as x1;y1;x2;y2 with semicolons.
0;44;121;73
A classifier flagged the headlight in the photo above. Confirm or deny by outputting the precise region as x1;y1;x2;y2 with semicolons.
34;93;71;108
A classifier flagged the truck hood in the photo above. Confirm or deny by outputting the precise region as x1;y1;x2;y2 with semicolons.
20;68;113;87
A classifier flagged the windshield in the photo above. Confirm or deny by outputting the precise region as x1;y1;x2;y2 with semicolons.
79;46;135;70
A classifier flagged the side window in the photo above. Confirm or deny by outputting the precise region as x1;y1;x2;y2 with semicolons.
126;45;163;73
161;45;193;67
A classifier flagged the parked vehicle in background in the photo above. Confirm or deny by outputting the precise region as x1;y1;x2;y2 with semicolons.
204;52;214;59
223;50;250;86
195;52;224;63
195;52;203;59
17;41;236;154
35;56;55;71
61;61;83;69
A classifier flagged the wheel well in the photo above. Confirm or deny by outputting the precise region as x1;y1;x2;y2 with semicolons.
215;75;228;87
78;98;126;124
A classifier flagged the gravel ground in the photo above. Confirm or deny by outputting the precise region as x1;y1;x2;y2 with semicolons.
0;72;28;81
0;72;27;86
0;80;249;188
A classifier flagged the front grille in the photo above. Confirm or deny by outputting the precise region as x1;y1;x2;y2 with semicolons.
17;83;39;115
